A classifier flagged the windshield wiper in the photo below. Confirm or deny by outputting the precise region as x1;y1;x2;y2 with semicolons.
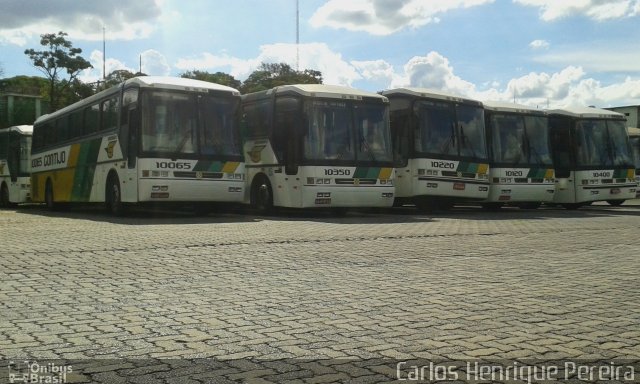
522;128;543;164
438;123;456;154
361;137;377;161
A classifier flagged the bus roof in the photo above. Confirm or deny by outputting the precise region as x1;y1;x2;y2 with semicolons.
381;87;482;105
35;76;240;125
0;125;33;135
242;84;388;102
628;127;640;137
483;100;546;115
125;76;241;95
547;106;625;119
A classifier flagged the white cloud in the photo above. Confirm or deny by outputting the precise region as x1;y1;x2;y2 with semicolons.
515;0;640;21
533;43;640;73
390;51;477;96
175;44;640;108
175;43;362;86
529;39;550;50
78;50;137;83
141;50;171;76
0;0;162;45
351;60;395;85
310;0;494;35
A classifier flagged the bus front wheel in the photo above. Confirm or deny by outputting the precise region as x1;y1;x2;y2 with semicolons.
106;174;125;216
606;200;625;206
252;176;273;213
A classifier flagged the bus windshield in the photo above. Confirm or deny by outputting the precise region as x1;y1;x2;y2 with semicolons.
490;114;552;166
141;90;240;156
630;136;640;169
200;95;241;156
457;104;487;160
303;100;392;163
575;119;633;167
414;101;487;160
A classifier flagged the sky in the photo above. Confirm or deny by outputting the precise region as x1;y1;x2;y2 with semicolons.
1;0;640;109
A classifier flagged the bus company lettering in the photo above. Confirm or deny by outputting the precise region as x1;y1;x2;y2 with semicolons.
430;161;455;169
31;151;66;168
505;170;523;177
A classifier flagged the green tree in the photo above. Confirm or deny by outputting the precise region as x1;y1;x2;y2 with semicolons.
0;76;48;96
240;62;322;94
102;69;141;89
24;31;92;110
181;70;241;89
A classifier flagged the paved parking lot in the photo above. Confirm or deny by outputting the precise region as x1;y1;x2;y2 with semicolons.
1;202;639;383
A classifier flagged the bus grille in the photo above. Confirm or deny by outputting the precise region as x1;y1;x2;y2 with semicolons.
173;172;224;179
335;178;377;185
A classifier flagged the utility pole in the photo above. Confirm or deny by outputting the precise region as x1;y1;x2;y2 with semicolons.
296;0;300;71
102;26;106;80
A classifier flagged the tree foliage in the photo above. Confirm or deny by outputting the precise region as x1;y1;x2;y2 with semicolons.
102;69;142;89
0;76;49;97
180;70;241;89
240;63;322;94
24;31;92;110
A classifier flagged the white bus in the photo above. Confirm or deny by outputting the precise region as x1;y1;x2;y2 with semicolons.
382;88;489;210
0;125;32;207
31;76;245;214
548;106;636;209
482;101;555;209
240;84;395;212
628;127;640;198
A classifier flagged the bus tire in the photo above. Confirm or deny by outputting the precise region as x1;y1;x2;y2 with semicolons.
251;175;273;213
415;197;436;212
106;173;125;216
482;202;504;211
606;199;625;206
0;183;12;208
518;202;541;210
562;203;582;210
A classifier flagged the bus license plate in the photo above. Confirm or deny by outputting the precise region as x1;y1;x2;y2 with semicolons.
610;188;621;195
453;183;465;190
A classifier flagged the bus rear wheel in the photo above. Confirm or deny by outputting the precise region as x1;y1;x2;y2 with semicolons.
106;174;125;216
606;199;625;206
252;176;273;214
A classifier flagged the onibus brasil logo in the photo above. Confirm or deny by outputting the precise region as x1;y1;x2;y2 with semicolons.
7;360;72;383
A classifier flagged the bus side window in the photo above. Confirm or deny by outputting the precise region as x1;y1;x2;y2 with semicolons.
84;103;100;135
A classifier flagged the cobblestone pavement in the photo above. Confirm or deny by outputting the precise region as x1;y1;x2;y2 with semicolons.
1;202;639;383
